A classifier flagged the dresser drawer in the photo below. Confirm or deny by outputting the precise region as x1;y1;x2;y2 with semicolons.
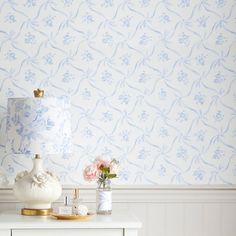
12;229;123;236
0;230;10;236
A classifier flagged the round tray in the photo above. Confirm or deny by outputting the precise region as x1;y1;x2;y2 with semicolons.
51;213;93;220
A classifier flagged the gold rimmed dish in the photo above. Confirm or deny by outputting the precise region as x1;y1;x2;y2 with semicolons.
51;212;95;220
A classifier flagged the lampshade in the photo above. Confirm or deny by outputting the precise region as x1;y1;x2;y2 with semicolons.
5;95;72;216
6;97;71;155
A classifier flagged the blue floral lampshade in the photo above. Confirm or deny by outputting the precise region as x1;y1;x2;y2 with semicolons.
6;97;72;155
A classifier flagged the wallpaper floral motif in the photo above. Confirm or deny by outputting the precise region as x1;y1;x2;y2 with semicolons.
0;0;236;185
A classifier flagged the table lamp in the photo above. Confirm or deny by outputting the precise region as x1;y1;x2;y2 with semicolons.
6;89;71;216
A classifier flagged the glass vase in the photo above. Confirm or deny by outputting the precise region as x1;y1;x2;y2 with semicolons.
96;179;112;215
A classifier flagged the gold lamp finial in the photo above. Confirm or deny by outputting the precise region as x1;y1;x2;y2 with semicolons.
34;89;44;98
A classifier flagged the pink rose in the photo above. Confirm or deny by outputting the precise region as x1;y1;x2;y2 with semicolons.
83;164;99;182
94;156;110;170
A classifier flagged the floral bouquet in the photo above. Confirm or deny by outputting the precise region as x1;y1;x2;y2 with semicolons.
83;157;119;189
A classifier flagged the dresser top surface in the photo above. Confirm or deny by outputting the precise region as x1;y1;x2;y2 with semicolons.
0;211;142;229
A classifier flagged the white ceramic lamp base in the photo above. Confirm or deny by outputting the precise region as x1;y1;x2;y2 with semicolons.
13;155;62;216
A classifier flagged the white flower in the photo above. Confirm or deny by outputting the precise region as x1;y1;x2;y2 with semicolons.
15;171;28;182
110;159;119;175
32;173;49;188
46;171;59;181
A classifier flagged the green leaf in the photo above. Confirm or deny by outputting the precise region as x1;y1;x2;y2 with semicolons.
108;174;117;179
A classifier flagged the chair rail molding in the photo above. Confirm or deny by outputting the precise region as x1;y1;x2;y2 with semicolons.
1;185;236;203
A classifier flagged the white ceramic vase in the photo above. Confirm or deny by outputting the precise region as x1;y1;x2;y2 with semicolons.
96;179;112;215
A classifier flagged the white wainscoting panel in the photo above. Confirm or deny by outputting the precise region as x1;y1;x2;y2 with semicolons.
0;186;236;236
184;204;203;236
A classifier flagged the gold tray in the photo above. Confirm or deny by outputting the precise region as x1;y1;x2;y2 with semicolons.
51;213;94;220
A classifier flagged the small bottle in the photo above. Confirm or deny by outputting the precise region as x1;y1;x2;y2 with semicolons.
58;196;72;215
72;188;82;215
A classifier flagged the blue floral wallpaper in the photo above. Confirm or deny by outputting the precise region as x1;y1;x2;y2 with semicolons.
0;0;236;185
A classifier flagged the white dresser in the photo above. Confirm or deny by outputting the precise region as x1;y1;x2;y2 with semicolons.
0;211;141;236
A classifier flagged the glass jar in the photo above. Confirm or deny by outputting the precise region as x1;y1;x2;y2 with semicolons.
96;179;112;215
